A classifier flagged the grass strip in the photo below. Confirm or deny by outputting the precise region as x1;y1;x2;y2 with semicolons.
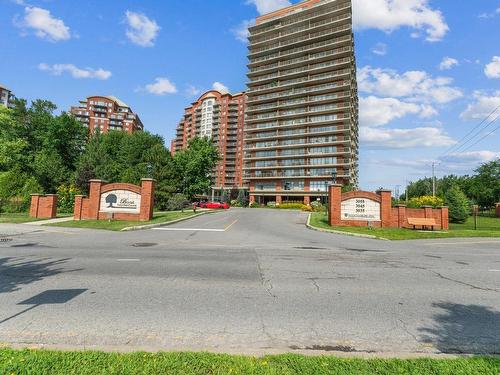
0;349;499;375
309;213;500;240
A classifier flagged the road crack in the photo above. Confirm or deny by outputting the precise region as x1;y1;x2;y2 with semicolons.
254;249;277;298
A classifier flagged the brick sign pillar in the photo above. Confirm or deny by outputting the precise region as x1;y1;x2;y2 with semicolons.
87;180;106;220
440;206;449;230
377;189;392;228
396;204;407;228
328;184;343;226
496;203;500;218
29;194;58;219
139;178;155;221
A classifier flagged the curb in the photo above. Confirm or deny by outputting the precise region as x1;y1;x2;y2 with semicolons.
120;210;215;232
306;213;388;240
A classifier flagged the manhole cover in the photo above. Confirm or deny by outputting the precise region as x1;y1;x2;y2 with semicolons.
131;243;157;247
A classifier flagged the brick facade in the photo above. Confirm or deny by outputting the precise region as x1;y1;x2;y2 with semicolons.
328;185;449;230
496;203;500;218
29;194;57;219
74;179;155;222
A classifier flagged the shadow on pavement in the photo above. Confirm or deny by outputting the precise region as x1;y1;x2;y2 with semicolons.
0;257;80;294
419;302;500;354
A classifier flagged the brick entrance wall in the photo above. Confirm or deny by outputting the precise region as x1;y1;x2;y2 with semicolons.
29;194;58;219
328;185;449;230
74;179;155;222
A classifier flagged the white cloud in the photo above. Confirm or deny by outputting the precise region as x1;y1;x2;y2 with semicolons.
361;126;456;149
17;6;71;42
439;57;459;70
212;82;229;93
352;0;449;42
233;19;254;43
478;7;500;19
246;0;291;15
358;66;463;104
439;151;500;168
185;85;201;97
485;56;500;79
141;78;177;95
460;91;500;120
371;43;387;56
125;11;160;47
38;63;111;80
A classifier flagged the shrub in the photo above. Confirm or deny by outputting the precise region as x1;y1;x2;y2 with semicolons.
0;170;42;213
310;200;326;212
277;203;304;210
249;202;260;208
407;195;444;208
301;204;313;212
445;185;469;224
166;193;190;211
57;184;81;213
236;189;246;207
230;199;241;207
267;201;277;208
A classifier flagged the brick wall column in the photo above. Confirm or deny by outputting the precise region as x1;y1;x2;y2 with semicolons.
139;178;156;221
396;204;407;228
304;196;311;205
328;184;342;226
377;189;392;228
74;195;85;220
29;194;41;218
46;194;58;218
88;180;106;220
440;206;449;230
422;205;433;218
249;195;256;205
276;195;282;205
496;203;500;218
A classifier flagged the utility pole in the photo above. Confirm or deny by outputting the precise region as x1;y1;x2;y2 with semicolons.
405;179;409;203
432;162;436;197
395;185;400;202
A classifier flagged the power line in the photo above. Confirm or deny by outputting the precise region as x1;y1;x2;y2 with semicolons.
441;104;500;157
448;112;500;154
457;120;500;154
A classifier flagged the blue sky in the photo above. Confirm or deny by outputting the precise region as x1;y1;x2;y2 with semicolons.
1;0;499;191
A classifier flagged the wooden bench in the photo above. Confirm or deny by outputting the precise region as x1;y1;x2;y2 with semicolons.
407;218;437;231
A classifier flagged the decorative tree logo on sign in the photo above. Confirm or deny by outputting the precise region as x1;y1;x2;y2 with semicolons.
105;194;118;208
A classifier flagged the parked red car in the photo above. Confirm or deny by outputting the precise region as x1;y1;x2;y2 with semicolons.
202;201;230;209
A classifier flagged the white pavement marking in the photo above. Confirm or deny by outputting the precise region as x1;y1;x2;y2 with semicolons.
423;240;500;246
153;228;225;232
117;259;141;262
489;269;500;272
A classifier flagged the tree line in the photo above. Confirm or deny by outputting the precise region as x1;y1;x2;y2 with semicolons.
0;99;219;212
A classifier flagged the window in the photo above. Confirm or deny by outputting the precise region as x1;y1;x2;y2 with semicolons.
310;181;329;192
255;183;276;191
283;180;304;191
309;157;336;165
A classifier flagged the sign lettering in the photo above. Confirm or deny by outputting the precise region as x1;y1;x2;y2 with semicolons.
341;198;380;221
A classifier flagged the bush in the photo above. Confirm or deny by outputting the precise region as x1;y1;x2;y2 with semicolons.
267;201;277;208
0;170;42;213
407;195;444;208
277;203;305;210
166;193;190;211
301;204;313;212
310;200;326;212
445;185;469;224
230;199;241;207
249;202;260;208
57;184;81;213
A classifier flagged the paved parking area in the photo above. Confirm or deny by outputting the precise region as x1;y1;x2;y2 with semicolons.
0;208;499;355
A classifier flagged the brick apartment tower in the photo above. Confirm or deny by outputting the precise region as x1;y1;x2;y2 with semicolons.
171;90;247;192
244;0;359;205
70;96;144;134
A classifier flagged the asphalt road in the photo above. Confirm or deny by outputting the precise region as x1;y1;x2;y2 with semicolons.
0;208;499;356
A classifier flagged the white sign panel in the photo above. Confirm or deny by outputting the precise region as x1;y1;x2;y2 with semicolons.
341;198;380;221
100;190;141;213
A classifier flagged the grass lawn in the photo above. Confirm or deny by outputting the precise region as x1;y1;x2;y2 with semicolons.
0;213;70;224
0;349;498;375
46;211;204;231
309;212;500;240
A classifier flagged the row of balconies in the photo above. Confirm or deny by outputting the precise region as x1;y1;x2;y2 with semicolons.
244;160;348;170
246;104;349;123
249;23;351;57
243;169;349;179
245;148;352;161
249;34;351;68
248;50;352;85
250;0;350;37
250;12;351;47
244;137;350;151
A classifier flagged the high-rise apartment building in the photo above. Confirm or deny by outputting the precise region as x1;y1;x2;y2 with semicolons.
0;84;15;108
70;95;144;134
244;0;359;205
172;90;247;191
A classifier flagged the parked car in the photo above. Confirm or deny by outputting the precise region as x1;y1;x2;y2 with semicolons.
204;201;230;209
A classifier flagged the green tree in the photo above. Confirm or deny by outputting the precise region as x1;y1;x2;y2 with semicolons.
172;137;220;199
445;185;470;224
468;160;500;207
